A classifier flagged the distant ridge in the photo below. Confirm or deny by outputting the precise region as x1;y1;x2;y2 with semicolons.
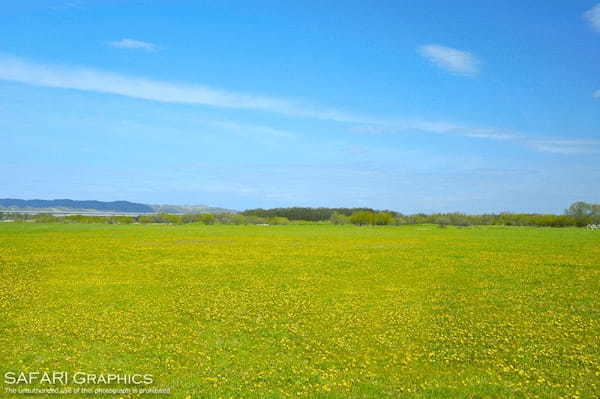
0;199;153;213
0;199;234;214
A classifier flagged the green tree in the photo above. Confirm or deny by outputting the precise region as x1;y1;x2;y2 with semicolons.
372;212;394;225
565;201;593;218
267;216;290;225
330;212;350;225
435;216;451;228
350;211;374;226
198;213;216;225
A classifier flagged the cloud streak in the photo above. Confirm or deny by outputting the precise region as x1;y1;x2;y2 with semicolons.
49;1;84;10
352;123;600;155
0;53;596;156
208;120;297;139
418;44;480;76
0;53;366;123
584;3;600;32
527;139;600;155
351;121;517;141
107;38;158;51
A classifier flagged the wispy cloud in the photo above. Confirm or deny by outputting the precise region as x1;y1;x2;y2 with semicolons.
527;139;600;155
208;121;296;139
351;121;517;141
49;1;84;10
594;89;600;98
107;38;158;51
584;3;600;32
418;44;480;76
0;53;596;156
352;122;600;155
0;53;376;123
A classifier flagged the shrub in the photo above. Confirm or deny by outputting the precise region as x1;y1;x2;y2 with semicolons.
267;217;290;225
330;212;350;225
372;212;394;225
349;211;373;226
435;216;451;228
198;213;216;225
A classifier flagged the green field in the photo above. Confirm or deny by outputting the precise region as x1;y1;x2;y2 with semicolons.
1;223;599;398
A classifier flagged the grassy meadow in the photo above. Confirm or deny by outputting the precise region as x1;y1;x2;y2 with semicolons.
0;223;599;398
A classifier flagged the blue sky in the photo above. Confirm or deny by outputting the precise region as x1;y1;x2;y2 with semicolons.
1;0;599;213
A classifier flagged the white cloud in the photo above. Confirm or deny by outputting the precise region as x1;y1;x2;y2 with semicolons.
584;3;600;32
351;121;517;141
418;44;480;76
594;89;600;98
527;139;600;155
49;1;83;10
0;54;490;129
0;53;378;124
0;53;596;156
107;38;157;51
352;121;600;155
208;121;296;139
0;53;301;114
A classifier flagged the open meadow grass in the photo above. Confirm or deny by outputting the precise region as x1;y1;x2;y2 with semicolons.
0;223;599;398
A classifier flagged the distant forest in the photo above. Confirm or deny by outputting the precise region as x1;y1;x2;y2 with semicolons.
1;202;598;228
242;207;384;221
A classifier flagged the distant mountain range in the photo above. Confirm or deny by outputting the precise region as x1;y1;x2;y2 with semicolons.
0;199;234;214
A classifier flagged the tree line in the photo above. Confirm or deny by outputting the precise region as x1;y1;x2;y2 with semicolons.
241;207;381;221
1;201;598;228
